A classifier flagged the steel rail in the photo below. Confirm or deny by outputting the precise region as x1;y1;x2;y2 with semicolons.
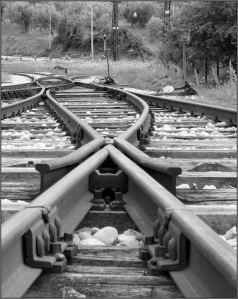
76;81;182;193
2;147;109;298
46;89;101;141
1;82;36;91
1;87;45;119
1;86;42;93
77;81;151;145
131;92;237;125
114;137;181;194
37;76;74;90
36;90;105;191
107;145;237;298
2;77;236;297
35;82;181;195
2;145;236;297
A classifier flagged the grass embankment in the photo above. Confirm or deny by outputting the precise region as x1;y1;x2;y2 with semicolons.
2;24;49;56
2;59;236;109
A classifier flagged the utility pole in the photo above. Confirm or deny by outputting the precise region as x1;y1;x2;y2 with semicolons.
103;35;110;78
91;2;94;60
112;0;119;61
182;41;187;81
49;6;52;51
180;30;190;82
164;1;171;31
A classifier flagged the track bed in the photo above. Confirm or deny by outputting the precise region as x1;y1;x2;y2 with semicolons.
1;77;236;298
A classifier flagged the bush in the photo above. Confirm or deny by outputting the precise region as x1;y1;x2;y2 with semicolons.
122;3;153;28
146;17;164;42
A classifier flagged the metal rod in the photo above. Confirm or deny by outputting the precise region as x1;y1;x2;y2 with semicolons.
91;2;94;60
112;0;118;61
49;6;52;50
182;41;187;82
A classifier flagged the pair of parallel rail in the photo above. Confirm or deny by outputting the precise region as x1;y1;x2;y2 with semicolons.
1;76;237;298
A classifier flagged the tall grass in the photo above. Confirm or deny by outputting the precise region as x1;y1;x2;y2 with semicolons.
197;62;237;109
1;59;177;89
1;58;236;108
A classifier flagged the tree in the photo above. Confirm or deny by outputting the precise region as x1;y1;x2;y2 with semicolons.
32;3;60;31
146;17;164;42
160;2;237;78
3;2;34;32
122;2;154;28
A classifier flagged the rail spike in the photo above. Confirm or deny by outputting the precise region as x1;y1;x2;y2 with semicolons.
140;208;189;274
23;206;77;273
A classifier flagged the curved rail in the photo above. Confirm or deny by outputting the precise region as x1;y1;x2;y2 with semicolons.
37;76;74;91
36;89;105;191
1;87;45;119
77;81;151;145
76;82;182;193
38;82;182;193
2;76;236;298
1;82;36;91
132;92;237;125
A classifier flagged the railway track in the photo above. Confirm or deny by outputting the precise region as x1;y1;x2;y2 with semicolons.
1;76;237;298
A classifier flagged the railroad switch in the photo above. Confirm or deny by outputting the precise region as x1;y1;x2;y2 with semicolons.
140;208;188;274
23;210;77;273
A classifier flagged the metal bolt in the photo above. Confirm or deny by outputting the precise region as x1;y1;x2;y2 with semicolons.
55;217;63;238
42;229;50;252
153;218;160;241
163;232;171;252
36;235;44;257
49;222;57;242
168;237;177;261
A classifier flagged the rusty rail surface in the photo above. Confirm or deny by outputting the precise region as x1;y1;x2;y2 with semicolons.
1;78;237;298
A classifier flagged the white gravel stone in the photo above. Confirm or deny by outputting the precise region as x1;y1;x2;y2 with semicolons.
203;185;217;190
20;134;31;140
91;227;100;235
224;226;237;240
123;229;144;240
79;238;105;246
177;184;190;189
117;234;140;247
93;226;118;245
78;231;92;240
73;234;81;247
162;85;174;93
226;237;237;248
